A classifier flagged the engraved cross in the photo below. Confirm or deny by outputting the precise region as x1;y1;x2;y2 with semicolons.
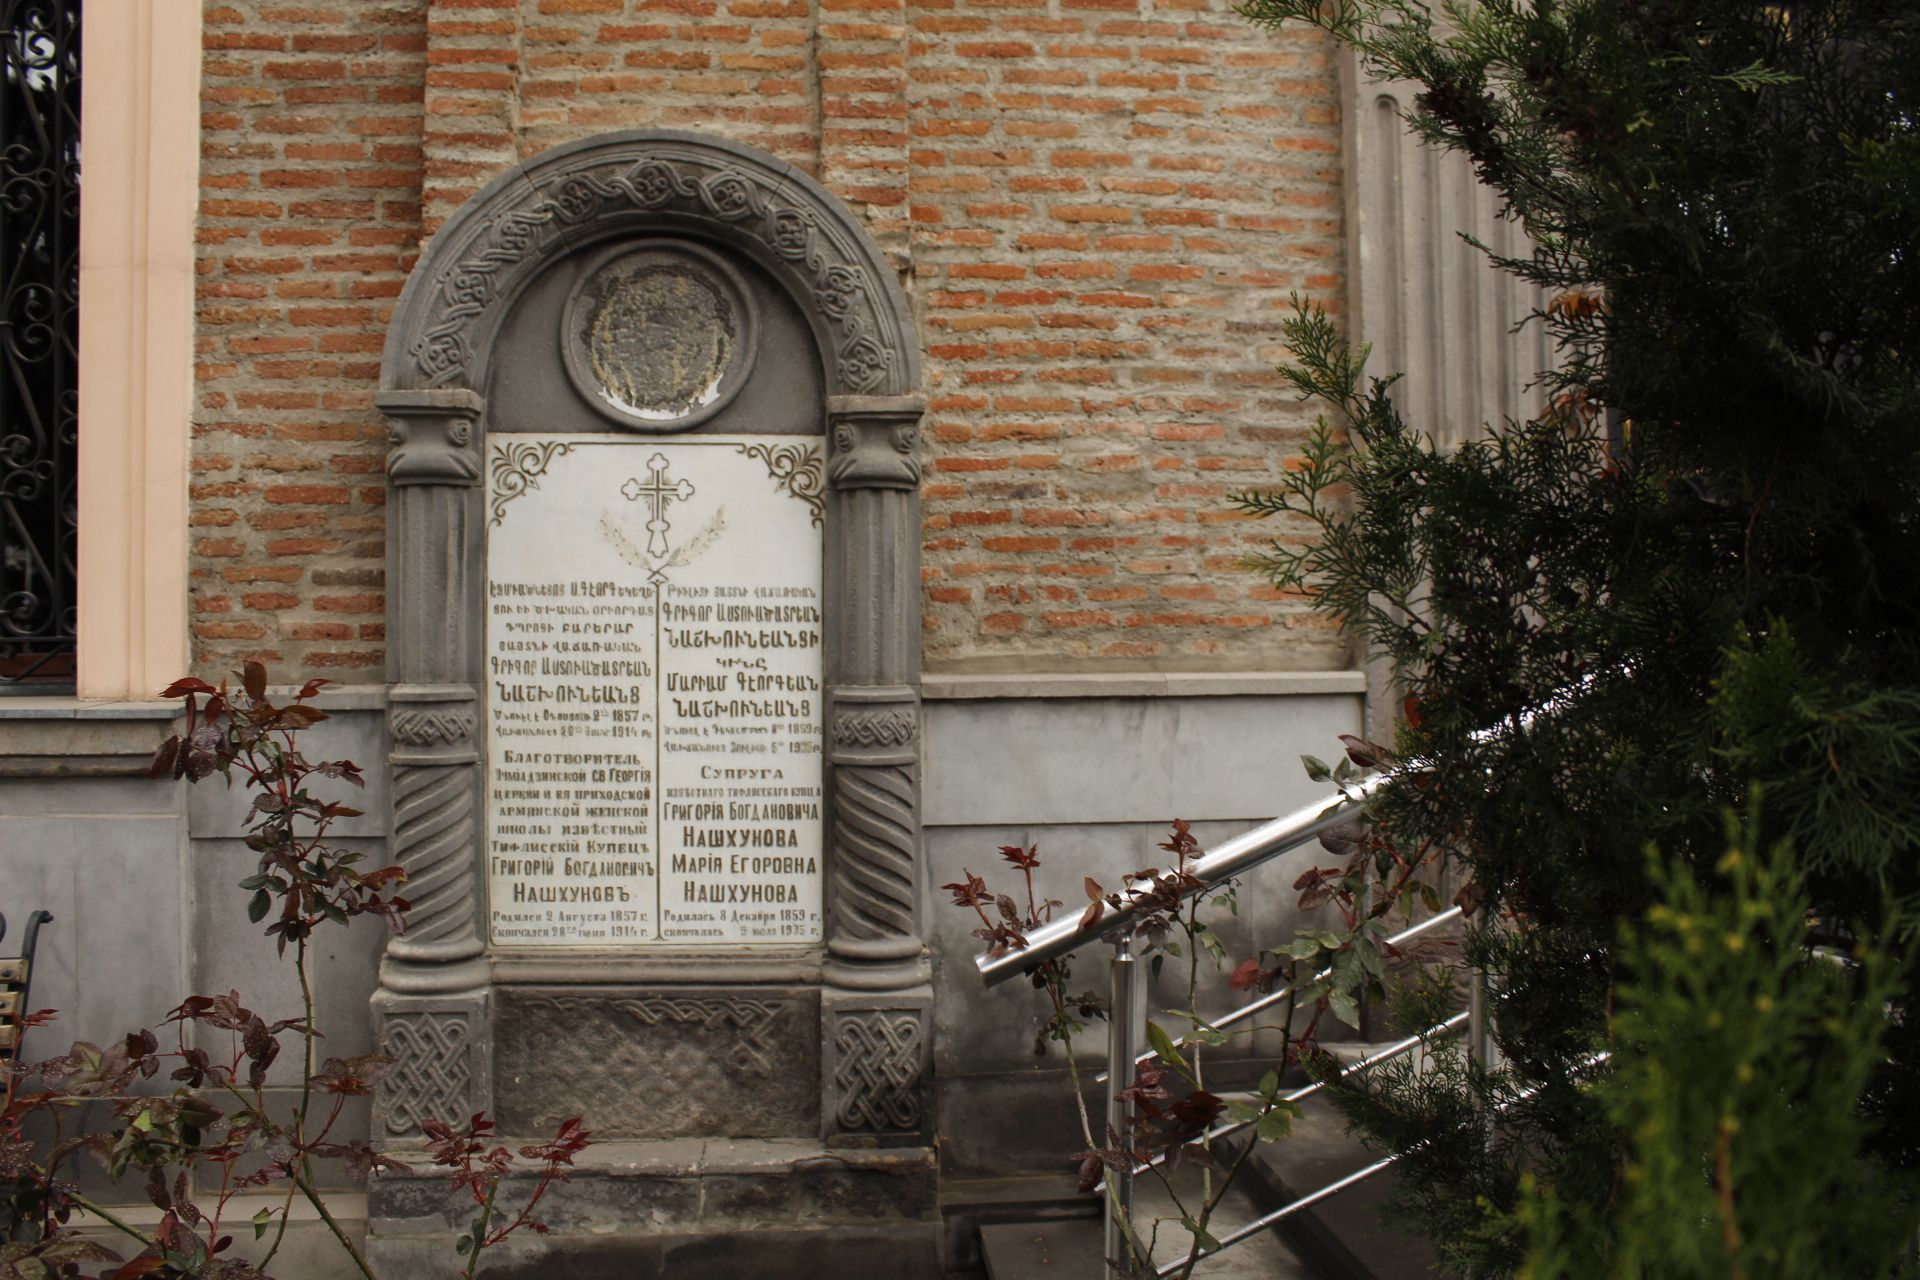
622;453;696;558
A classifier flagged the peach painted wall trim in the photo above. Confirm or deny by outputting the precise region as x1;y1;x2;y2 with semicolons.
76;3;202;700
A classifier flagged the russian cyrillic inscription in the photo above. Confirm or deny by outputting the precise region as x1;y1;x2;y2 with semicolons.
485;435;825;948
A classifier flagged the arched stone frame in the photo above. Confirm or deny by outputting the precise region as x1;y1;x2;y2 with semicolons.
369;131;931;1146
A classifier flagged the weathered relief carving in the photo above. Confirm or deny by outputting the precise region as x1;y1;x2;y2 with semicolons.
833;1010;925;1133
735;441;824;526
562;243;757;430
518;992;783;1076
488;439;572;527
495;988;821;1139
381;1011;474;1136
396;140;914;400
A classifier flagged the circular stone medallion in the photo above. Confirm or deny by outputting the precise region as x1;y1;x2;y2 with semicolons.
561;242;758;431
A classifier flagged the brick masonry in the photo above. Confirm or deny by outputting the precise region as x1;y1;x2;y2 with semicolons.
191;0;1348;683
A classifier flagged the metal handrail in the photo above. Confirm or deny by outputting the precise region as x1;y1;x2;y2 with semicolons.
1154;1050;1613;1276
972;680;1596;1279
0;908;55;1111
976;672;1593;990
1149;1010;1472;1168
1095;905;1466;1084
976;770;1394;989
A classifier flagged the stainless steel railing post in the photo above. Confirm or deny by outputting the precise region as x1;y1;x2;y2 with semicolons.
1467;962;1490;1071
1105;931;1140;1279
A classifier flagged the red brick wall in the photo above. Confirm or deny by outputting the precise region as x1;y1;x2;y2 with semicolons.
909;3;1345;668
191;0;1348;683
517;0;821;171
193;2;428;681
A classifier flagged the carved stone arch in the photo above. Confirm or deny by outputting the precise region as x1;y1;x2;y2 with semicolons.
380;129;919;400
368;131;931;1153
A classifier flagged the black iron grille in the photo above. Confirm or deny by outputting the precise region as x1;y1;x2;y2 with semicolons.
0;0;79;690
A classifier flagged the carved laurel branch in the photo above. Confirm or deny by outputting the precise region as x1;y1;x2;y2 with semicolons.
413;151;901;396
488;440;573;527
734;441;824;527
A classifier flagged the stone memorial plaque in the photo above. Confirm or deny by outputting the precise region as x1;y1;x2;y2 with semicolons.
484;433;826;949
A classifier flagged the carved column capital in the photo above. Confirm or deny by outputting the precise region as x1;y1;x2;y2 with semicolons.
826;394;924;490
378;388;485;487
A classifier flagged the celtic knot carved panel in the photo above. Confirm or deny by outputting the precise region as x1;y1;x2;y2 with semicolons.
390;705;477;747
518;993;782;1078
613;996;781;1075
832;705;917;749
833;1011;924;1132
382;1012;472;1135
403;141;910;398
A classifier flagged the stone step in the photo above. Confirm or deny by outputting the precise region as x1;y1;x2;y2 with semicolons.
979;1219;1104;1280
976;1164;1324;1280
1133;1165;1322;1280
1242;1099;1438;1280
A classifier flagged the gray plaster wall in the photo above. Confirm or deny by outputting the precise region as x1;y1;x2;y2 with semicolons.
0;703;187;1054
920;672;1368;1178
185;693;391;1188
0;694;390;1205
0;672;1364;1191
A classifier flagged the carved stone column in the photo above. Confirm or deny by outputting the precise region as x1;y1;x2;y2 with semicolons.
370;388;492;1140
820;394;932;1146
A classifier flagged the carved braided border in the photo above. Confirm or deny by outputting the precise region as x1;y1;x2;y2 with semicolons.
412;149;904;397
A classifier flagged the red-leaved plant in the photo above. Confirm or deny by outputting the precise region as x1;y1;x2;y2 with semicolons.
0;664;591;1279
950;740;1460;1279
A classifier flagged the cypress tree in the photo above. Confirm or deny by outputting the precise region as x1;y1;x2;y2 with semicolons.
1229;1;1920;1270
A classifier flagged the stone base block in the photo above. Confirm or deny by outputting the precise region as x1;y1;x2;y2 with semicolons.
366;1139;940;1279
822;985;933;1146
369;1224;944;1280
494;985;821;1139
370;986;492;1141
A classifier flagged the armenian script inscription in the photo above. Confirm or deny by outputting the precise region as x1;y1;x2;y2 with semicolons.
484;435;826;948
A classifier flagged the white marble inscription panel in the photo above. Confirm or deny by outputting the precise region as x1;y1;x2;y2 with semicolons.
484;434;825;948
